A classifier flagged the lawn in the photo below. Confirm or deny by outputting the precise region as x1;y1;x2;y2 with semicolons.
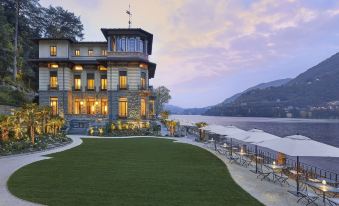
8;138;262;206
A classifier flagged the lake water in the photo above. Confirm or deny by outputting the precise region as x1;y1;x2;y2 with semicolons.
171;115;339;173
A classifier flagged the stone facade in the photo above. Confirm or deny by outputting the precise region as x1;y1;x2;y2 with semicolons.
33;28;157;127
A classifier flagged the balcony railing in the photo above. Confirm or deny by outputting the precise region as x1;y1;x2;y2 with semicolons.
72;86;82;91
138;84;147;90
85;86;96;91
48;84;59;90
107;51;148;60
117;84;129;91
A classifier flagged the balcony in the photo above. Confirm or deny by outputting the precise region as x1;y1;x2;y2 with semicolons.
85;86;96;91
48;84;59;91
107;51;148;60
117;84;129;91
72;86;82;91
138;84;147;91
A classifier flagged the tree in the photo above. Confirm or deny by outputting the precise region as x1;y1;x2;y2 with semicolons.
154;86;171;117
0;5;14;78
42;6;84;41
21;103;39;144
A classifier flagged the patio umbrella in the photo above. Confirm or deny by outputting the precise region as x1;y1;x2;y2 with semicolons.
256;135;339;194
244;129;281;173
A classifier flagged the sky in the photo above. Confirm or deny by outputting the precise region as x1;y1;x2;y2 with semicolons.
40;0;339;108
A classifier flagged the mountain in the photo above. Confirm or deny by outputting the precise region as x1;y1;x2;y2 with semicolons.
220;78;291;105
165;104;210;115
204;52;339;118
166;79;290;115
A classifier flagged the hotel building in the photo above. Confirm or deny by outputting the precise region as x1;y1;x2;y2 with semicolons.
31;28;157;129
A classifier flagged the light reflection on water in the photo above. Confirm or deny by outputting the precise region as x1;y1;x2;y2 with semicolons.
171;115;339;173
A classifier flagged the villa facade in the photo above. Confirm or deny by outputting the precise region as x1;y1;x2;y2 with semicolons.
31;28;156;128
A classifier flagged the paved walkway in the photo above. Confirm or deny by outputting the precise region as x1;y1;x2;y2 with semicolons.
0;135;307;206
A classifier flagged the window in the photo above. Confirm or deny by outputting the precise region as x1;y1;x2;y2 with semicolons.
49;71;58;89
101;98;108;115
88;49;94;56
74;75;81;90
50;97;58;116
149;100;155;116
74;98;81;114
86;98;95;115
128;38;135;52
87;73;95;90
50;46;57;56
139;40;144;53
101;75;107;90
119;71;127;89
140;72;146;89
141;98;146;117
111;37;116;51
121;38;126;52
101;49;107;56
75;49;80;56
119;97;128;118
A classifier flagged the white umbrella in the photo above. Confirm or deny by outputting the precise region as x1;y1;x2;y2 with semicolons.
256;135;339;193
256;135;339;157
244;129;281;173
244;129;281;143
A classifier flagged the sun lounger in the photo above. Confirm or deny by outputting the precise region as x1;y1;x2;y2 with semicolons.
327;197;339;206
257;167;271;181
297;189;319;206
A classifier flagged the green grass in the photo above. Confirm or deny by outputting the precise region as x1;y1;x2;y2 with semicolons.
8;138;262;206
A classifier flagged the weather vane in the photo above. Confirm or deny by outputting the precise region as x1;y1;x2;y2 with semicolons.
126;4;132;28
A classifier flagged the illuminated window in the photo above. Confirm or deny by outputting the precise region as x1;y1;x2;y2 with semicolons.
101;75;107;90
111;37;116;51
74;75;81;90
101;98;108;115
73;65;83;71
49;63;59;68
141;98;146;117
87;73;95;90
74;98;81;114
98;65;107;71
140;72;146;89
119;71;127;89
101;49;107;56
119;97;128;118
87;98;95;115
149;100;155;116
50;97;58;116
88;49;94;56
75;49;80;56
49;71;58;89
50;46;57;56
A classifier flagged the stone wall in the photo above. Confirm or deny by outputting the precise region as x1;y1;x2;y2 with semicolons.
0;105;20;115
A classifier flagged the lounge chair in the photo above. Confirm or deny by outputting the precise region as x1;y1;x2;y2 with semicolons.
297;186;320;206
257;167;271;181
327;198;339;206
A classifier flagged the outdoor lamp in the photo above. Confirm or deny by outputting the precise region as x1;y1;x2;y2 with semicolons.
223;143;227;147
322;180;327;185
273;161;276;165
80;101;84;105
95;101;99;105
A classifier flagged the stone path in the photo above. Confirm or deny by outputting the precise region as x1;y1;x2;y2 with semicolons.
0;135;309;206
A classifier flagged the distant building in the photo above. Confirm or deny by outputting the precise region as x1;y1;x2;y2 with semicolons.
31;28;157;128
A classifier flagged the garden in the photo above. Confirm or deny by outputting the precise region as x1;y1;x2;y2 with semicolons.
8;138;262;206
0;103;71;156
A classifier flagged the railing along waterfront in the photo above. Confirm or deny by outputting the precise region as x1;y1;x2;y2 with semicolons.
182;125;339;184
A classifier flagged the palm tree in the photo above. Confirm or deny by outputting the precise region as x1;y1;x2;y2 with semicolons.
0;116;11;142
47;116;64;135
38;106;51;134
22;103;39;144
9;110;25;140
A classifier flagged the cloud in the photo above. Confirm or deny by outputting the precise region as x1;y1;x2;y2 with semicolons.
40;0;339;107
